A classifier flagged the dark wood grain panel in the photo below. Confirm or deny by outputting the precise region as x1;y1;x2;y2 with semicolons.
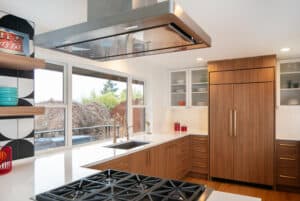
208;55;276;72
210;84;234;180
210;68;274;84
276;140;300;188
233;82;274;185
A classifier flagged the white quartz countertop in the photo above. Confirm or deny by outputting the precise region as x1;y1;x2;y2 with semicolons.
0;133;260;201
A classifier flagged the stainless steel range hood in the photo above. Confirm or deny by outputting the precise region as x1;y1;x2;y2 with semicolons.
36;0;211;61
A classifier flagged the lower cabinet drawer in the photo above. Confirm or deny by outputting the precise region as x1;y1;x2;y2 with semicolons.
277;175;299;187
278;158;297;168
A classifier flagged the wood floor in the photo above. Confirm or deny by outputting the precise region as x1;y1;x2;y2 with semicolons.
184;177;300;201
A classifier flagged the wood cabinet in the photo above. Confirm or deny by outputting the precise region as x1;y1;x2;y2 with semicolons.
176;136;191;178
90;155;131;172
276;140;300;188
209;55;276;186
89;136;198;180
190;136;209;177
233;82;274;185
130;147;161;177
210;85;234;180
157;137;191;180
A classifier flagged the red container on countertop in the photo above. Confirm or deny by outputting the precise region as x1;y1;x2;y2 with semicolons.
174;122;180;132
181;125;188;133
0;146;12;175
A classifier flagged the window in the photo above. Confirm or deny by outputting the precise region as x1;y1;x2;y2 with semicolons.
34;61;148;151
34;62;66;151
72;67;128;145
132;79;146;133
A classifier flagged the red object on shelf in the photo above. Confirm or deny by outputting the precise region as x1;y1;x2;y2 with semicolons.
0;146;12;175
177;101;186;106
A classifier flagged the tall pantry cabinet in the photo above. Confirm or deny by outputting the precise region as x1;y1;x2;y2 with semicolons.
208;55;276;186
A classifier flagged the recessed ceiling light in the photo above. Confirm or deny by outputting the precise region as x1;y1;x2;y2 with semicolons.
196;57;204;62
280;47;290;52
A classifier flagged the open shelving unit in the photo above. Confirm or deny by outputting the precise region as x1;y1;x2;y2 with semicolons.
0;51;46;117
0;106;45;117
279;61;300;106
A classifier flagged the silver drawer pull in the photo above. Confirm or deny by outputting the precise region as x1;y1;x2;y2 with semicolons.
279;143;296;147
279;157;296;161
280;175;297;179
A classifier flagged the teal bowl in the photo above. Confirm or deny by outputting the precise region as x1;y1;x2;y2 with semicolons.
0;87;18;99
0;97;18;102
0;87;17;92
0;100;18;106
0;93;17;96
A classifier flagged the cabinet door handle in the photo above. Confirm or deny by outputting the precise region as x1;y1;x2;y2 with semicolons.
279;143;296;147
229;110;233;137
280;175;297;179
280;157;296;161
233;110;237;137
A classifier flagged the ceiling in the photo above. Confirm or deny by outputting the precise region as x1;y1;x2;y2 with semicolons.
1;0;300;69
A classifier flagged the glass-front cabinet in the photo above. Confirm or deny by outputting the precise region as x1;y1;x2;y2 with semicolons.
279;60;300;106
170;68;208;108
191;69;208;106
170;70;188;107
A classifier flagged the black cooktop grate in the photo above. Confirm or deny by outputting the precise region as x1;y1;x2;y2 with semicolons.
36;170;206;201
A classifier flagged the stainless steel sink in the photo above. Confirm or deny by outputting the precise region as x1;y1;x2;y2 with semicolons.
105;141;150;150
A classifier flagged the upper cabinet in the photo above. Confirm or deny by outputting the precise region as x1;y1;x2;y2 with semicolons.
279;60;300;106
170;68;208;108
170;70;188;107
190;69;208;107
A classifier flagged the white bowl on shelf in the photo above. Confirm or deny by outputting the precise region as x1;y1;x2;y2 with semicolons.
175;89;185;93
176;80;185;85
196;101;206;106
288;99;299;105
197;88;206;92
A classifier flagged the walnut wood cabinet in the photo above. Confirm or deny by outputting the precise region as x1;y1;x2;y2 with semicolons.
276;140;300;190
190;136;209;177
90;136;208;180
209;55;276;186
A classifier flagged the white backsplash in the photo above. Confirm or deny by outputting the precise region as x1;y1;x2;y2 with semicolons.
170;107;208;134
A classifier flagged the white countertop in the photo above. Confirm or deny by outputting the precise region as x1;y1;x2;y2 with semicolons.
207;191;260;201
0;133;260;201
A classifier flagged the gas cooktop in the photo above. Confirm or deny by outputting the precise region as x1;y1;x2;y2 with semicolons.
36;169;208;201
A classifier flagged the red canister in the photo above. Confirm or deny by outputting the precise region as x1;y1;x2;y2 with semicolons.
174;122;180;132
0;146;12;175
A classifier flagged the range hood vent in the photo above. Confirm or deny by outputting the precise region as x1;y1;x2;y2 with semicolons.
36;0;211;61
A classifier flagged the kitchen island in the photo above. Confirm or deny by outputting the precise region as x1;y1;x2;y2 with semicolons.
0;133;261;201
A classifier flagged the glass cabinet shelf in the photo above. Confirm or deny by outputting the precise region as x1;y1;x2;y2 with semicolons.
170;68;208;108
191;69;208;107
170;71;187;107
280;61;300;106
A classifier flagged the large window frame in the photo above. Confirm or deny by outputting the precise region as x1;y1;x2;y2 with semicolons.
35;60;147;152
34;61;68;151
131;78;147;134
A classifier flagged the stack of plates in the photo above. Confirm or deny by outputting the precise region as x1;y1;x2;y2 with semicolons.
0;87;18;106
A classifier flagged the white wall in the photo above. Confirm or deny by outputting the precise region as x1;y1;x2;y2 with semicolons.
276;107;300;140
154;69;209;134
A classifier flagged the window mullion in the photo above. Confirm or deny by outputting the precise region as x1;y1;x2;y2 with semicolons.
66;64;73;148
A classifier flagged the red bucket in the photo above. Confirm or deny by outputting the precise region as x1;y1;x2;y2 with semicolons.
0;146;12;175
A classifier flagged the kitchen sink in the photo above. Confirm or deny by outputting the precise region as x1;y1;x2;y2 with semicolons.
105;141;150;150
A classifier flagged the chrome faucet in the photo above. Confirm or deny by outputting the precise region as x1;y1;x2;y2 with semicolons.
125;125;133;141
112;119;119;144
